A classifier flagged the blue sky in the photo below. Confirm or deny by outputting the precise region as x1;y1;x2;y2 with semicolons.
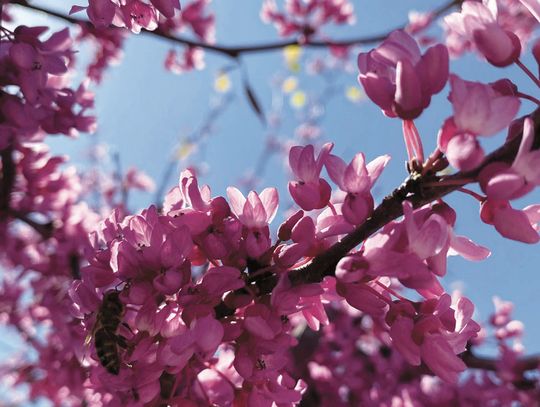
3;0;540;370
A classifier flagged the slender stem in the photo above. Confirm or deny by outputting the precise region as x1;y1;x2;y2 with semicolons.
421;148;442;176
374;280;407;302
517;91;540;106
516;59;540;89
457;187;485;202
10;0;463;59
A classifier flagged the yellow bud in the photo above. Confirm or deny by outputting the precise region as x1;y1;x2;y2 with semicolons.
175;141;196;161
284;45;302;72
345;86;364;103
290;90;306;109
282;76;298;94
214;72;231;93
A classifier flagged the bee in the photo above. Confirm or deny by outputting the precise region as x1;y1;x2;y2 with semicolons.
90;290;126;375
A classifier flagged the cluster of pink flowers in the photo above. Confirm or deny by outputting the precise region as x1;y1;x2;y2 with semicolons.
161;0;215;74
1;0;540;405
59;140;507;404
0;25;95;144
261;0;355;39
71;0;181;33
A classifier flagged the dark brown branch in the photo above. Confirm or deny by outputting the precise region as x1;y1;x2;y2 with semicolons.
0;146;15;213
10;0;462;59
8;210;54;239
462;349;540;373
215;108;540;324
286;109;540;288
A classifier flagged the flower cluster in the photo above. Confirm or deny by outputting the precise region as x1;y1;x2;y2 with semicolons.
71;0;181;33
261;0;355;39
1;0;540;405
0;25;95;145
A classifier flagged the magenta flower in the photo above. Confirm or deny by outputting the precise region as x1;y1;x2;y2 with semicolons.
71;0;181;32
227;187;278;229
227;186;278;258
444;1;521;67
480;117;540;200
325;152;390;224
288;143;333;211
357;30;449;119
480;200;540;243
388;294;480;383
520;0;540;21
438;75;520;170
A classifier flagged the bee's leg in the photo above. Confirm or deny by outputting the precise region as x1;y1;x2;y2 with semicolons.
117;334;128;349
121;322;135;335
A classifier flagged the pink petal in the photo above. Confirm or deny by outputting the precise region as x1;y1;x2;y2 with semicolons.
483;96;520;136
421;334;466;383
367;154;391;186
69;5;87;14
259;187;279;223
485;171;525;200
343;153;369;193
519;0;540;22
246;191;266;226
413;215;448;259
325;154;347;190
9;43;36;69
244;316;275;340
390;317;421;365
87;0;116;28
494;206;540;243
394;59;422;117
226;187;246;219
449;235;491;261
419;44;449;94
358;73;395;112
150;0;176;18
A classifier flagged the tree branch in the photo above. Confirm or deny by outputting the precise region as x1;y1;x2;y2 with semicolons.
10;0;462;59
285;109;540;288
0;146;15;214
462;349;540;372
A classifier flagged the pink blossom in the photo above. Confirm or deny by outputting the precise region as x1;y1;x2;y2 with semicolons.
480;117;540;200
444;0;521;66
72;0;181;32
288;143;333;210
358;30;448;119
325;152;389;224
123;167;156;192
261;0;355;38
438;75;520;170
518;0;540;22
480;200;540;243
387;294;480;383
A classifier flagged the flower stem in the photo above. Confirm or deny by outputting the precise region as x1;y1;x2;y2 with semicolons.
516;59;540;88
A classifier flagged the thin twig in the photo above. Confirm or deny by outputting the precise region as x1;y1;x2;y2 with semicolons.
10;0;462;59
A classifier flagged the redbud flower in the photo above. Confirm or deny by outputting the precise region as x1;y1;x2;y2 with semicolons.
288;143;333;210
444;1;522;67
357;30;449;120
480;117;540;201
518;0;540;22
325;152;390;225
438;75;520;170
